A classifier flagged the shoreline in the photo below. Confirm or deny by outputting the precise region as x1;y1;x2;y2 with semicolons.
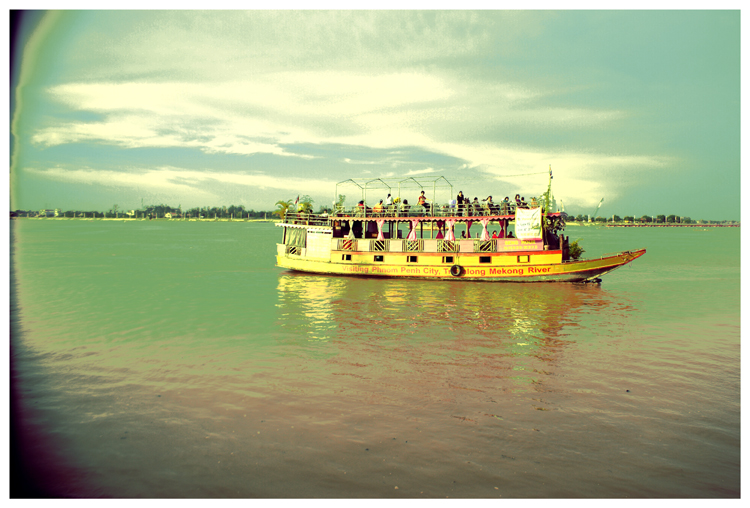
566;222;739;228
604;223;739;228
10;217;739;227
10;217;281;223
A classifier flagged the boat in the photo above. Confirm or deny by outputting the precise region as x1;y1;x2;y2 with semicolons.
275;170;645;282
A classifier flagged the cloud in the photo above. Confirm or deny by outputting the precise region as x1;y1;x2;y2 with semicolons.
59;11;517;82
404;168;437;176
342;157;377;165
24;166;337;197
27;68;666;213
475;149;670;209
11;10;739;219
33;72;455;157
34;66;626;162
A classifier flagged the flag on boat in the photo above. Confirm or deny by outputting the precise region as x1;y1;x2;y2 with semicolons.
515;207;542;239
294;195;299;204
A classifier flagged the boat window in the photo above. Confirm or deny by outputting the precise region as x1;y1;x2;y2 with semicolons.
374;255;384;262
517;255;530;263
442;256;454;264
342;254;352;261
479;256;491;263
284;227;307;248
407;256;417;263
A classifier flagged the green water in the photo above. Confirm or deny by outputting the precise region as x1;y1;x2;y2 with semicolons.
10;220;740;498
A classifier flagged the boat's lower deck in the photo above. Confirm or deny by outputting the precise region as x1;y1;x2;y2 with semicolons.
274;219;645;282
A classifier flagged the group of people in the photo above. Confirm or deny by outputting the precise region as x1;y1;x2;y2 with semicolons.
455;192;535;216
359;191;430;217
350;190;538;218
458;229;515;239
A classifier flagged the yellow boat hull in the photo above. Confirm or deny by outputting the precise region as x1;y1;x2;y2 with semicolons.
276;248;646;282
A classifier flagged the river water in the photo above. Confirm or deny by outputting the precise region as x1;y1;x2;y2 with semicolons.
9;219;740;498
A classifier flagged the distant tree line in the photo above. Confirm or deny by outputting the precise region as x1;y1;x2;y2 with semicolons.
11;203;277;219
570;214;697;224
10;202;737;225
272;195;332;219
568;214;737;225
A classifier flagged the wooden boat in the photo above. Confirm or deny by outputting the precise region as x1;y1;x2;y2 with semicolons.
275;174;645;282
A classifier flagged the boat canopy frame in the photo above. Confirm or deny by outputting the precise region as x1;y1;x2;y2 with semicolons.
335;175;453;209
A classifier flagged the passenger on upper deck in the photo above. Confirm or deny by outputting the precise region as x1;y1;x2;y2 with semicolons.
520;197;528;209
501;196;511;215
456;191;465;216
356;200;366;217
417;191;430;213
483;196;497;215
472;197;481;216
372;200;384;216
385;193;393;206
401;199;410;215
514;194;522;209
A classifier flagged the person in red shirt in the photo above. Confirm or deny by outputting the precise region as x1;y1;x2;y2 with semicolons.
417;191;430;214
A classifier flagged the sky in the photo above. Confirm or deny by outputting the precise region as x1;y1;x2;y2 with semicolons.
9;10;741;220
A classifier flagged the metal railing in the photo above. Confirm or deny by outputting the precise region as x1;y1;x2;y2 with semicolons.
283;201;551;222
330;238;548;254
284;202;560;226
330;202;525;218
283;212;331;226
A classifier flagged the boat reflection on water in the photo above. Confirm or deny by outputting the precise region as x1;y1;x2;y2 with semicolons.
275;273;638;396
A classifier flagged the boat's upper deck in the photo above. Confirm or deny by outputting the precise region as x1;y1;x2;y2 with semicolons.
279;206;564;228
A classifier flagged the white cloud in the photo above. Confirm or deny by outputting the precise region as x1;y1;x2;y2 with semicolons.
29;70;665;212
33;72;455;157
404;168;437;176
342;157;376;165
62;11;515;83
24;166;337;197
474;149;670;209
23;11;670;213
35;69;624;163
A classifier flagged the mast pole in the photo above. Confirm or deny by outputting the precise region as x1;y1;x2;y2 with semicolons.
543;165;553;245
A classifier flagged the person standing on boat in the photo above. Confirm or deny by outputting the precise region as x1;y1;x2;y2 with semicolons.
501;196;511;215
417;191;430;214
456;191;466;216
483;196;496;215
